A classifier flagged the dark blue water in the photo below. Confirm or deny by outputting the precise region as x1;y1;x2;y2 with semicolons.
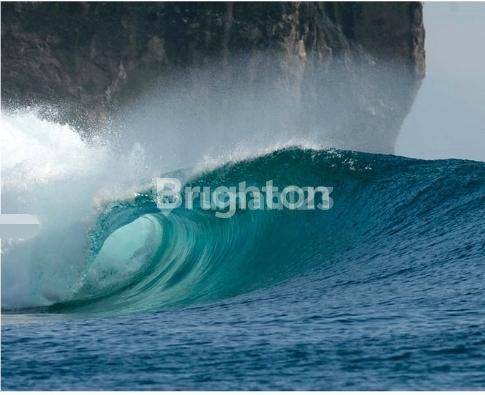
2;148;485;389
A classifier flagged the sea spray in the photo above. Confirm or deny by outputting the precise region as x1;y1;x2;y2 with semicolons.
1;110;155;308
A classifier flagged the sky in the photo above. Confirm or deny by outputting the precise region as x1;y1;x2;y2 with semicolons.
396;2;485;162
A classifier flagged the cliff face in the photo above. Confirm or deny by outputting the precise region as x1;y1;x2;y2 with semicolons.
1;2;425;152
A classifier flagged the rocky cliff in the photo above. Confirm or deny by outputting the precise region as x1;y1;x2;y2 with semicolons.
1;2;425;152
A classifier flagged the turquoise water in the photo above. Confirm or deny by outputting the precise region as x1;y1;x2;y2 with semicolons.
2;148;485;389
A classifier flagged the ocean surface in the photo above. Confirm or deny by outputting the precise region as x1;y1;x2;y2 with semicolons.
2;147;485;390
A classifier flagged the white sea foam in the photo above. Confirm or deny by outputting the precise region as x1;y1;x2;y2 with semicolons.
1;111;107;188
0;110;155;308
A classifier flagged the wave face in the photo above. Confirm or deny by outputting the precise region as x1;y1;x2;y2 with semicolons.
7;147;480;315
